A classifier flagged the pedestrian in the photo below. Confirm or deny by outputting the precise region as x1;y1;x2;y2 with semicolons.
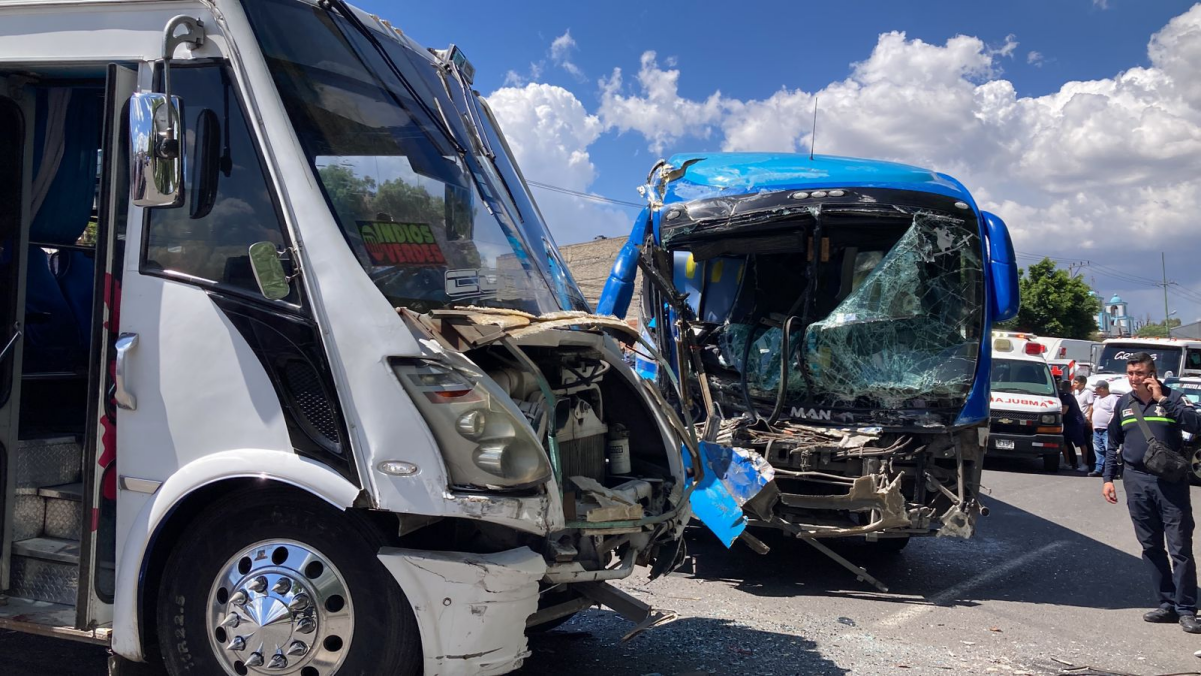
1058;380;1086;471
1101;352;1201;634
1088;380;1117;478
1074;375;1096;469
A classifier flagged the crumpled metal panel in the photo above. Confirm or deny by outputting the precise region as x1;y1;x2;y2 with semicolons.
377;546;546;676
683;441;748;548
16;438;82;488
11;555;79;606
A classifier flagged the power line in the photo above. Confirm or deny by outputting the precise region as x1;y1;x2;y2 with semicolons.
527;181;646;209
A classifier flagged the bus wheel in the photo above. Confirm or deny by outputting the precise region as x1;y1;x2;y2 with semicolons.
156;488;421;676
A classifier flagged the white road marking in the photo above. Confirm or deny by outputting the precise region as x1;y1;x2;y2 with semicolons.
878;541;1067;628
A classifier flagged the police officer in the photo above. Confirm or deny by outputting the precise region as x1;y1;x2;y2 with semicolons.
1102;352;1201;633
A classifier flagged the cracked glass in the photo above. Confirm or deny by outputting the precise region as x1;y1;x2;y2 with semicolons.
718;212;984;410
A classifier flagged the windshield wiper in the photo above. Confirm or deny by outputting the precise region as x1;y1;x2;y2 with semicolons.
319;0;466;156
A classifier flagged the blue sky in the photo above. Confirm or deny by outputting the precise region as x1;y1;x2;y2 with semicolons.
358;0;1201;323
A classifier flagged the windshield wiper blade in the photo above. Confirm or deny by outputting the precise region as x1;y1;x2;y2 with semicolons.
320;0;466;156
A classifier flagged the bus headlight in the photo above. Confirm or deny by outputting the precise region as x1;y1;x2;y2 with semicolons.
392;359;551;490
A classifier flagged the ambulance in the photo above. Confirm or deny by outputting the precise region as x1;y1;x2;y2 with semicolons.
986;336;1065;472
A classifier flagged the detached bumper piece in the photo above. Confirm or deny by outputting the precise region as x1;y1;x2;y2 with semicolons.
378;546;546;676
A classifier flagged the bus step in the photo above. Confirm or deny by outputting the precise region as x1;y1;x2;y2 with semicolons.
10;536;80;606
15;437;82;488
39;482;83;540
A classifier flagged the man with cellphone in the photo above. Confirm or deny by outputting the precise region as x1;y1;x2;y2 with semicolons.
1102;352;1201;633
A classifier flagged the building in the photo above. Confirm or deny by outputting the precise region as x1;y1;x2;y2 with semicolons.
559;237;642;323
1096;292;1133;337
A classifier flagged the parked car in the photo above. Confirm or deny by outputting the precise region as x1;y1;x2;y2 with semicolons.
1163;376;1201;485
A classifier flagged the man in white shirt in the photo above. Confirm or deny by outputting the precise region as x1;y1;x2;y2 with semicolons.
1074;376;1097;470
1088;381;1118;477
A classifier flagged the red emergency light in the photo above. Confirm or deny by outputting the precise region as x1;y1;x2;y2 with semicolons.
1025;342;1045;355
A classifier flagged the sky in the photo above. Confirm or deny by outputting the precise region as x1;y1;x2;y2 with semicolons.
356;0;1201;324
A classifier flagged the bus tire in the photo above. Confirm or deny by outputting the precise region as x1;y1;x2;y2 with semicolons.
155;486;421;676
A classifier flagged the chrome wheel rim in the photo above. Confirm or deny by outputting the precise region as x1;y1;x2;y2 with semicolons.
1192;448;1201;481
207;540;354;675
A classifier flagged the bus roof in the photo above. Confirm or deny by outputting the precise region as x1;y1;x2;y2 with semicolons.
661;152;974;205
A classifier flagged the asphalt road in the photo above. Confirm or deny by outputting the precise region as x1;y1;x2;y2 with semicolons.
5;459;1201;675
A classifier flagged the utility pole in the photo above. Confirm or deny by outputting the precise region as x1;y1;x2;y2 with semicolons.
1066;261;1088;278
1160;252;1172;328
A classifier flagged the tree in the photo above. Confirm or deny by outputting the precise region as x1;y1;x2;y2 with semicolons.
996;258;1101;339
1137;318;1181;338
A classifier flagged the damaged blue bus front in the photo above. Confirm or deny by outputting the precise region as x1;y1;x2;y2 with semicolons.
598;153;1019;557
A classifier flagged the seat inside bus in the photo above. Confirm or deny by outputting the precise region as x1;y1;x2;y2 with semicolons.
15;86;103;437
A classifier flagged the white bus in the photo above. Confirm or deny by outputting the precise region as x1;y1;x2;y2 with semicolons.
0;2;693;674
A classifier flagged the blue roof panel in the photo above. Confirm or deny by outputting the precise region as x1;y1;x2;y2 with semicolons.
662;152;972;205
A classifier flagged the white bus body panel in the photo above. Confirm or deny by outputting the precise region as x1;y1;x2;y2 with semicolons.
110;449;360;658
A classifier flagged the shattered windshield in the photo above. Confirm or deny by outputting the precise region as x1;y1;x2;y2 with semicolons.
243;0;576;314
991;358;1056;396
709;209;984;413
1096;345;1182;375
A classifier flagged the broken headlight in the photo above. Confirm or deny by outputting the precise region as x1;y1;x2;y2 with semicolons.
392;359;552;491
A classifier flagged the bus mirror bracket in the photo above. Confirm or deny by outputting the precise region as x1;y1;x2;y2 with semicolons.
129;16;205;208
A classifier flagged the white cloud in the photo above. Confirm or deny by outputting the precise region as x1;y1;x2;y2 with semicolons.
550;29;585;81
1027;50;1044;66
485;83;629;243
598;51;725;154
551;5;1201;312
991;33;1020;60
1094;0;1110;9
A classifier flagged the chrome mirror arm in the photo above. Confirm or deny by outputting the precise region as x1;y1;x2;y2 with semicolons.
160;16;205;156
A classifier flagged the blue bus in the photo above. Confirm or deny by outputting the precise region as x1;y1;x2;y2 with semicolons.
598;152;1019;552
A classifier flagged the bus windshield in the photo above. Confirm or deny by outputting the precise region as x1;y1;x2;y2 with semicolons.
244;0;585;314
1095;345;1182;375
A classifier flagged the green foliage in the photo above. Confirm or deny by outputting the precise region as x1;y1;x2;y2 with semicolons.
1137;318;1182;338
999;258;1101;339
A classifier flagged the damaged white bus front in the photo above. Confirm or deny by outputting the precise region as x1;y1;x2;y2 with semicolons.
0;2;690;675
597;154;1019;580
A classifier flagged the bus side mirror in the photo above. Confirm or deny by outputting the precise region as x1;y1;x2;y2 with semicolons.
248;242;292;301
129;93;184;208
129;16;205;209
982;211;1019;322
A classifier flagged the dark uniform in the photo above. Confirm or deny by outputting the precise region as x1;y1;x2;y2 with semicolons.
1105;386;1201;617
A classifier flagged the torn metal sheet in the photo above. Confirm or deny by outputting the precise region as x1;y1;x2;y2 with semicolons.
683;441;747;548
377;546;547;676
696;442;775;507
778;474;911;533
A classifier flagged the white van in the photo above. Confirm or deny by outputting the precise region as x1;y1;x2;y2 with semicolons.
0;2;691;674
987;338;1064;472
1039;337;1101;366
1087;337;1201;395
